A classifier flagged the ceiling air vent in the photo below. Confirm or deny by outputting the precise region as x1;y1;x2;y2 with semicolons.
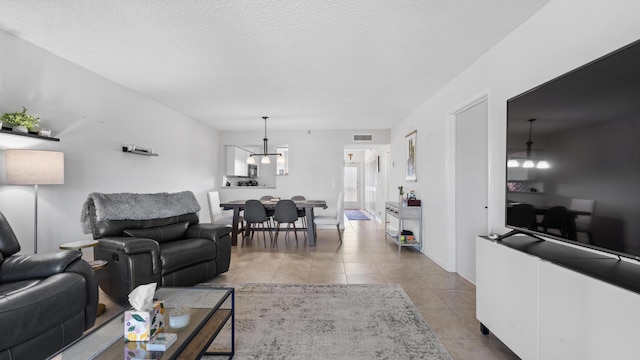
353;134;373;142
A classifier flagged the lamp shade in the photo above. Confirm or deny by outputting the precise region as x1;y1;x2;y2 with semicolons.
507;159;519;168
5;150;65;185
536;160;550;169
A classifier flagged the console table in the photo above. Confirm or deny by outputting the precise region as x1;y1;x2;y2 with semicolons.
384;202;422;252
476;235;640;359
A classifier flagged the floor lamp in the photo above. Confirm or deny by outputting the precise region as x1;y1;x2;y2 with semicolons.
5;150;65;253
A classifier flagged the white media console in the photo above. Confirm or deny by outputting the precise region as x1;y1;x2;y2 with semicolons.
476;235;640;360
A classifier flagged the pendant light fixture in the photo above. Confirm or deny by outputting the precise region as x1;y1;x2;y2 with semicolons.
247;116;284;164
507;118;549;169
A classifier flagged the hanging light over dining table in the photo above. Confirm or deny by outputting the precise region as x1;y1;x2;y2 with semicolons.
507;118;550;169
247;116;285;164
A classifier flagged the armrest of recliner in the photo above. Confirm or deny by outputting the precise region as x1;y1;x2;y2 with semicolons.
97;237;160;254
0;250;83;283
186;224;232;260
96;237;161;274
186;223;231;242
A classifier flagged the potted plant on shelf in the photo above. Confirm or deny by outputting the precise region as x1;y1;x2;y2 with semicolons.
1;106;40;133
398;186;404;203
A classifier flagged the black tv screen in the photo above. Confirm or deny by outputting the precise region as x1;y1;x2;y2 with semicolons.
505;39;640;260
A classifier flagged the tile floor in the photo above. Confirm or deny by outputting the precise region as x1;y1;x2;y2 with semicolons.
95;216;519;359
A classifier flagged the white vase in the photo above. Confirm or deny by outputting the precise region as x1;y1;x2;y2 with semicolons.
12;125;28;133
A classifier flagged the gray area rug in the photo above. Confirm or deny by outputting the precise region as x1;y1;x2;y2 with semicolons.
198;283;452;360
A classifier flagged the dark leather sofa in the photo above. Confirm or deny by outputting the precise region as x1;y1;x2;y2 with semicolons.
83;192;232;304
0;211;98;360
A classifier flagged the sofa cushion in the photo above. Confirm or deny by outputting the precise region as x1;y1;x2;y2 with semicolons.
159;238;217;274
124;222;189;244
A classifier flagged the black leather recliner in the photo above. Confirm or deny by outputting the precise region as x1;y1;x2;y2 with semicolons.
84;197;232;304
0;211;98;360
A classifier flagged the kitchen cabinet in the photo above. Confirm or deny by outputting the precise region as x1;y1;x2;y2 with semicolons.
226;146;250;176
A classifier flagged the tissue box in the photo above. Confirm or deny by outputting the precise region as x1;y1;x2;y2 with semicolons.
124;302;165;341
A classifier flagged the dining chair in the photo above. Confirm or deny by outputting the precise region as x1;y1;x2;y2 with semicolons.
259;195;276;218
207;191;233;224
540;206;569;238
242;199;272;247
570;198;596;243
313;192;345;242
207;191;245;239
291;195;307;239
273;200;300;247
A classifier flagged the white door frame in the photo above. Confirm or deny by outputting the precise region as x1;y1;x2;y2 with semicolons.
344;161;361;209
445;89;492;274
364;156;377;215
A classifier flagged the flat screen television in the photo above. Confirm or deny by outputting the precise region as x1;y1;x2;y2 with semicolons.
505;39;640;261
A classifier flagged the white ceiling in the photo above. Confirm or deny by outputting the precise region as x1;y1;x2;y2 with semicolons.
0;0;550;131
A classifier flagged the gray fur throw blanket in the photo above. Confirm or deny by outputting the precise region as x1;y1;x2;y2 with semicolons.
80;191;201;234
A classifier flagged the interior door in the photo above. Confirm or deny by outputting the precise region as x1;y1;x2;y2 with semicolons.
344;162;360;209
455;99;488;283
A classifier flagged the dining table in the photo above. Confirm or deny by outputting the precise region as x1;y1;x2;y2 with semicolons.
219;199;328;246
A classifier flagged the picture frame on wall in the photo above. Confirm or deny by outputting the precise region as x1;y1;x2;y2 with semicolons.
406;130;417;181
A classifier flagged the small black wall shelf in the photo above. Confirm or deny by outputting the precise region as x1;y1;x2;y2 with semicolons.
122;146;158;156
0;128;60;142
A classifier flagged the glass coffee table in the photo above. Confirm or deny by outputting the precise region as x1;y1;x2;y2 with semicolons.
50;287;234;359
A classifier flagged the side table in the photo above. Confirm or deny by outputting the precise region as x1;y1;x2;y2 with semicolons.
59;240;108;316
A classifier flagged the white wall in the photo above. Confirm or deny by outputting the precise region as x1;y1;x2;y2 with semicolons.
217;130;389;219
0;30;222;254
389;0;640;272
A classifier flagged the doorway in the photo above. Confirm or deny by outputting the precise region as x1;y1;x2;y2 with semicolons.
344;162;360;209
452;97;488;283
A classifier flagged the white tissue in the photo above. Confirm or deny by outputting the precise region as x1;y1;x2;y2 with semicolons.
128;283;157;311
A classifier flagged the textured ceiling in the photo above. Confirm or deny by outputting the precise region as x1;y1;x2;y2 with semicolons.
0;0;550;131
